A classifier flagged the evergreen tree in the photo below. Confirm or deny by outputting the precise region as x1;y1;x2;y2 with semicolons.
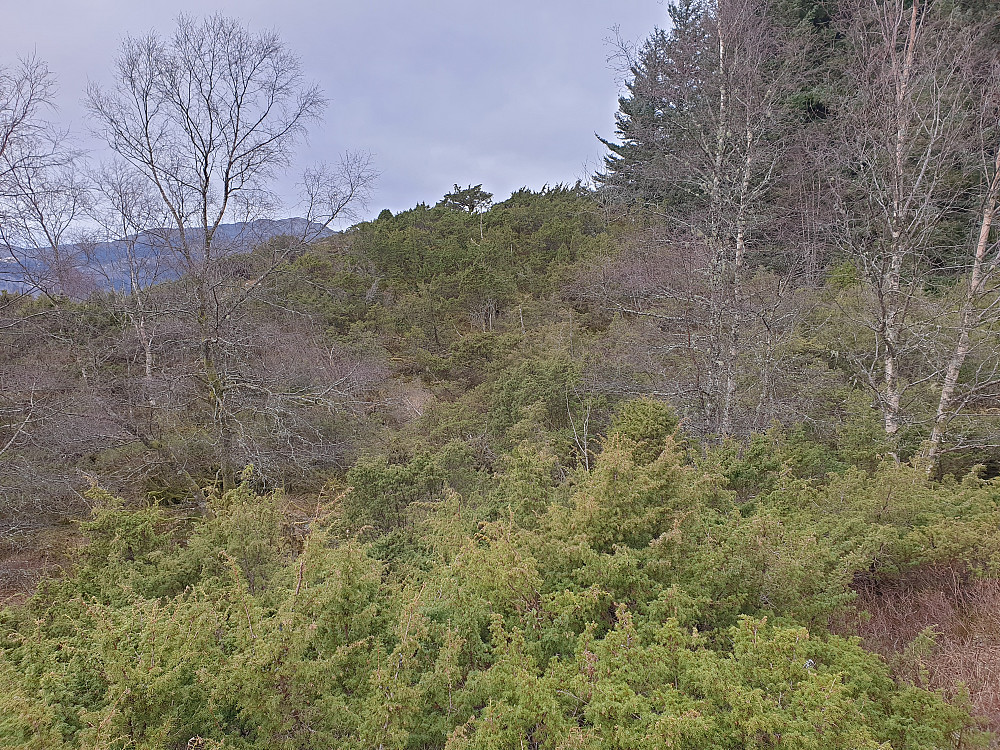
595;0;709;206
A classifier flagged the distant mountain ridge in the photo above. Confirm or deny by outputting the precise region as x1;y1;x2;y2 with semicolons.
0;217;333;294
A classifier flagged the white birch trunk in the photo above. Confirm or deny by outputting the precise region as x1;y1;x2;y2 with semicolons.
926;149;1000;464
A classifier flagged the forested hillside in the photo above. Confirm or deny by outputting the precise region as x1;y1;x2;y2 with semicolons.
3;0;1000;748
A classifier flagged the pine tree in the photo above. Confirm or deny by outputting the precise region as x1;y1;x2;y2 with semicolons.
595;0;709;206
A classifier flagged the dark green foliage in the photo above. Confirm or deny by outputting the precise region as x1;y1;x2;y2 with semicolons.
488;357;579;443
595;3;709;206
8;0;1000;742
343;454;446;533
439;184;493;214
4;171;999;749
348;184;603;307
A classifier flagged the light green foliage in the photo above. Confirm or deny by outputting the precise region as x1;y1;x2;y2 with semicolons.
73;484;175;602
486;439;562;524
4;179;998;745
607;397;679;465
180;474;287;595
800;462;1000;576
2;427;994;748
565;432;698;552
7;6;1000;742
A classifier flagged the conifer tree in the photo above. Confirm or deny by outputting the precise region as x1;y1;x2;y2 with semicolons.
596;0;708;207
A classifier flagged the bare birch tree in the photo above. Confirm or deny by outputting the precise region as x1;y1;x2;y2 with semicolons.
925;56;1000;464
0;157;90;299
85;162;172;381
0;56;77;492
0;56;79;296
86;14;323;382
598;0;808;437
832;0;977;441
0;57;58;206
86;14;375;483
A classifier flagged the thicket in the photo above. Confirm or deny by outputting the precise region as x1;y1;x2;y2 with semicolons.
4;415;1000;748
5;0;1000;745
4;171;1000;747
2;179;996;745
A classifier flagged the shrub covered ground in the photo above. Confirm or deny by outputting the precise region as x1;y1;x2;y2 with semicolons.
2;407;999;748
4;187;1000;749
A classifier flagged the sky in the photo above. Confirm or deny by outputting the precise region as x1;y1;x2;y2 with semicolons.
7;0;667;223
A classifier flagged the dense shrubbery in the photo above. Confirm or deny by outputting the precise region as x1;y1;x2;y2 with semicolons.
5;181;1000;747
7;0;1000;742
2;420;998;748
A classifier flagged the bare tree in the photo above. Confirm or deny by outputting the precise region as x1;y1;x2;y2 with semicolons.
832;0;978;441
86;14;374;483
597;0;809;437
925;56;1000;465
300;153;378;237
0;56;79;296
85;161;175;381
0;56;83;517
0;157;91;300
0;57;58;202
86;14;323;375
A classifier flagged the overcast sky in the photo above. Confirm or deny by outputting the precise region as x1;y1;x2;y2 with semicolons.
8;0;666;222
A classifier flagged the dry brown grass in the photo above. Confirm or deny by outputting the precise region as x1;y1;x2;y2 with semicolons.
0;526;78;605
846;565;1000;741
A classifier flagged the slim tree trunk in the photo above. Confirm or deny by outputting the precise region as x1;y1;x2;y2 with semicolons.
706;19;730;436
880;0;921;439
720;123;755;437
926;149;1000;464
136;316;154;380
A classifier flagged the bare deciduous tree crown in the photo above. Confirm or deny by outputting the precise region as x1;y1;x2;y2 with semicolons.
86;13;328;260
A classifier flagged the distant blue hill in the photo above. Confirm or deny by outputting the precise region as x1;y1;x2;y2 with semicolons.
0;218;333;295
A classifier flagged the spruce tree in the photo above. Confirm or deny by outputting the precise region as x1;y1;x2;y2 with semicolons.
596;0;708;206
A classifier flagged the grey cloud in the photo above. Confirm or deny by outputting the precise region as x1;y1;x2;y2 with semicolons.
7;0;665;219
